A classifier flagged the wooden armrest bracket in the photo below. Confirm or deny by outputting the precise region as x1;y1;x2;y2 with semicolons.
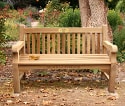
103;41;118;53
12;41;24;53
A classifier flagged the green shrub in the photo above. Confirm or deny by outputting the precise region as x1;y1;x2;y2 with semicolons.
113;27;125;62
5;18;19;41
0;18;7;64
59;8;81;27
0;5;11;64
44;0;62;27
115;0;125;13
0;1;7;9
107;10;123;32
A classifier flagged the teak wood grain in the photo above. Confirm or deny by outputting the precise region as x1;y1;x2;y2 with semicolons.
12;25;118;93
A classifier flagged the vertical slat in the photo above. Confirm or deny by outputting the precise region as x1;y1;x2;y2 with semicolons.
102;25;108;53
27;33;30;54
32;33;35;54
57;34;60;54
42;34;45;54
92;33;95;54
97;33;100;54
67;34;70;54
77;33;80;54
62;34;65;54
47;34;50;54
37;33;40;54
72;33;75;54
87;33;90;54
19;24;25;41
52;34;55;54
82;33;85;54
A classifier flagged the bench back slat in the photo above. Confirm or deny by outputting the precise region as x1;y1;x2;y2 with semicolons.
92;33;95;54
57;34;60;54
20;25;108;54
37;33;40;54
32;33;35;54
47;34;50;54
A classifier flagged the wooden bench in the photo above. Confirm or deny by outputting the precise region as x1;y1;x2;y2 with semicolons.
12;24;118;93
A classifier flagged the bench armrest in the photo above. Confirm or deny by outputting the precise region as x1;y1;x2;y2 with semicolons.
103;41;118;53
12;41;24;53
103;41;118;63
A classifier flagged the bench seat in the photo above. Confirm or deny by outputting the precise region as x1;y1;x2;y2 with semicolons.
17;54;111;71
19;54;110;65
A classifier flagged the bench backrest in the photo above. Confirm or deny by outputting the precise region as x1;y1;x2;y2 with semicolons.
19;25;108;54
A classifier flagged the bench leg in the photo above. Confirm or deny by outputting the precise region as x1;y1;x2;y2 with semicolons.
108;64;116;93
13;64;20;93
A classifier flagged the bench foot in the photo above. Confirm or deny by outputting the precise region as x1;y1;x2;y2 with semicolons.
13;64;20;93
108;64;116;93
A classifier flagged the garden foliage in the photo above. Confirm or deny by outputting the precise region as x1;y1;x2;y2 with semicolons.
107;9;123;32
0;4;11;64
113;27;125;62
59;8;81;27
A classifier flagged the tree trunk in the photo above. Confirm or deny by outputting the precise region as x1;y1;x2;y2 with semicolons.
87;0;107;27
78;0;90;27
79;0;112;41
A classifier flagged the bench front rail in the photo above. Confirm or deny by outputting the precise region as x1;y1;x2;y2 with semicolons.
12;25;118;93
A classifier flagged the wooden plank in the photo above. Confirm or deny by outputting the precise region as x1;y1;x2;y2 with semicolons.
52;34;55;54
37;33;40;54
102;25;108;53
13;63;20;93
24;27;103;34
19;24;25;41
87;33;90;54
32;33;35;54
92;33;95;54
27;33;30;54
20;54;109;58
19;65;110;71
47;34;50;54
108;64;116;93
67;34;70;54
42;34;45;54
62;34;65;54
97;33;100;54
18;58;111;65
12;41;24;53
82;33;85;54
72;33;75;54
20;54;110;62
77;33;81;54
57;34;60;54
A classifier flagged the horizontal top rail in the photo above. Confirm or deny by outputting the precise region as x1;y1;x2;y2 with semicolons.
23;27;103;33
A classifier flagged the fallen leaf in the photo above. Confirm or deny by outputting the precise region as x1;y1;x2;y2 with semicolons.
67;89;73;92
23;101;30;104
89;92;95;96
107;96;117;100
15;99;22;103
43;94;48;97
60;103;65;106
22;91;27;95
107;92;119;100
11;93;20;98
6;100;13;104
96;91;106;97
95;101;105;104
42;100;53;106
